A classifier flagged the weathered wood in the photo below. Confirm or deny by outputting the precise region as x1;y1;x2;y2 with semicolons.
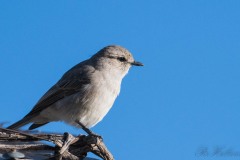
0;127;114;160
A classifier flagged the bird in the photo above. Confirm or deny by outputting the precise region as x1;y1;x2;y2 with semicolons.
7;45;143;131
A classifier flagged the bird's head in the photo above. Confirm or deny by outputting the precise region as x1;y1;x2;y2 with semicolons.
92;45;143;77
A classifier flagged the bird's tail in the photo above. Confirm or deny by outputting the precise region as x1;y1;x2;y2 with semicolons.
7;117;31;130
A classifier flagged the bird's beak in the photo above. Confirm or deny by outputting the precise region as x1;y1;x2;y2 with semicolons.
131;61;144;66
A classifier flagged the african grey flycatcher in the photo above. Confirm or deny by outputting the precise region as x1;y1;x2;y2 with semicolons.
7;45;143;131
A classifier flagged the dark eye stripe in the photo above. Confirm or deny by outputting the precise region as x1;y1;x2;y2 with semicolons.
117;57;127;62
106;55;127;62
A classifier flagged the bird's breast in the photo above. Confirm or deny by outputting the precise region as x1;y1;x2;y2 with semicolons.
73;73;122;127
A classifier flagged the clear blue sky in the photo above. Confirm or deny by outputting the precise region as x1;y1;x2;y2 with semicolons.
1;1;240;160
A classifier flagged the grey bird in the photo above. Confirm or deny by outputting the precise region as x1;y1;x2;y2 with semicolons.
7;45;143;130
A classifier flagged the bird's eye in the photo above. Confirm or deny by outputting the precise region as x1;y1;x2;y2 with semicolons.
117;57;127;62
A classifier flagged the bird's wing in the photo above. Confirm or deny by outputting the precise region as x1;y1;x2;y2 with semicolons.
24;64;93;118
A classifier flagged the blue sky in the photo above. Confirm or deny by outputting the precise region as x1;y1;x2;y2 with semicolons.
1;0;240;159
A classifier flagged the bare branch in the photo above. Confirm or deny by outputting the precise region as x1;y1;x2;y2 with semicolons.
0;127;114;160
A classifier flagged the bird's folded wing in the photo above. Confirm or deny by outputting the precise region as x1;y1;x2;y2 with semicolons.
24;77;90;118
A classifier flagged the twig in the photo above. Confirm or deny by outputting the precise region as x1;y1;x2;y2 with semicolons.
0;127;114;160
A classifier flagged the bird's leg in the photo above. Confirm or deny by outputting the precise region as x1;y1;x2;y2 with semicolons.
75;120;102;139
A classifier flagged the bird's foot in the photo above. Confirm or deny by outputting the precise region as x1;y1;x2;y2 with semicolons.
88;132;103;140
